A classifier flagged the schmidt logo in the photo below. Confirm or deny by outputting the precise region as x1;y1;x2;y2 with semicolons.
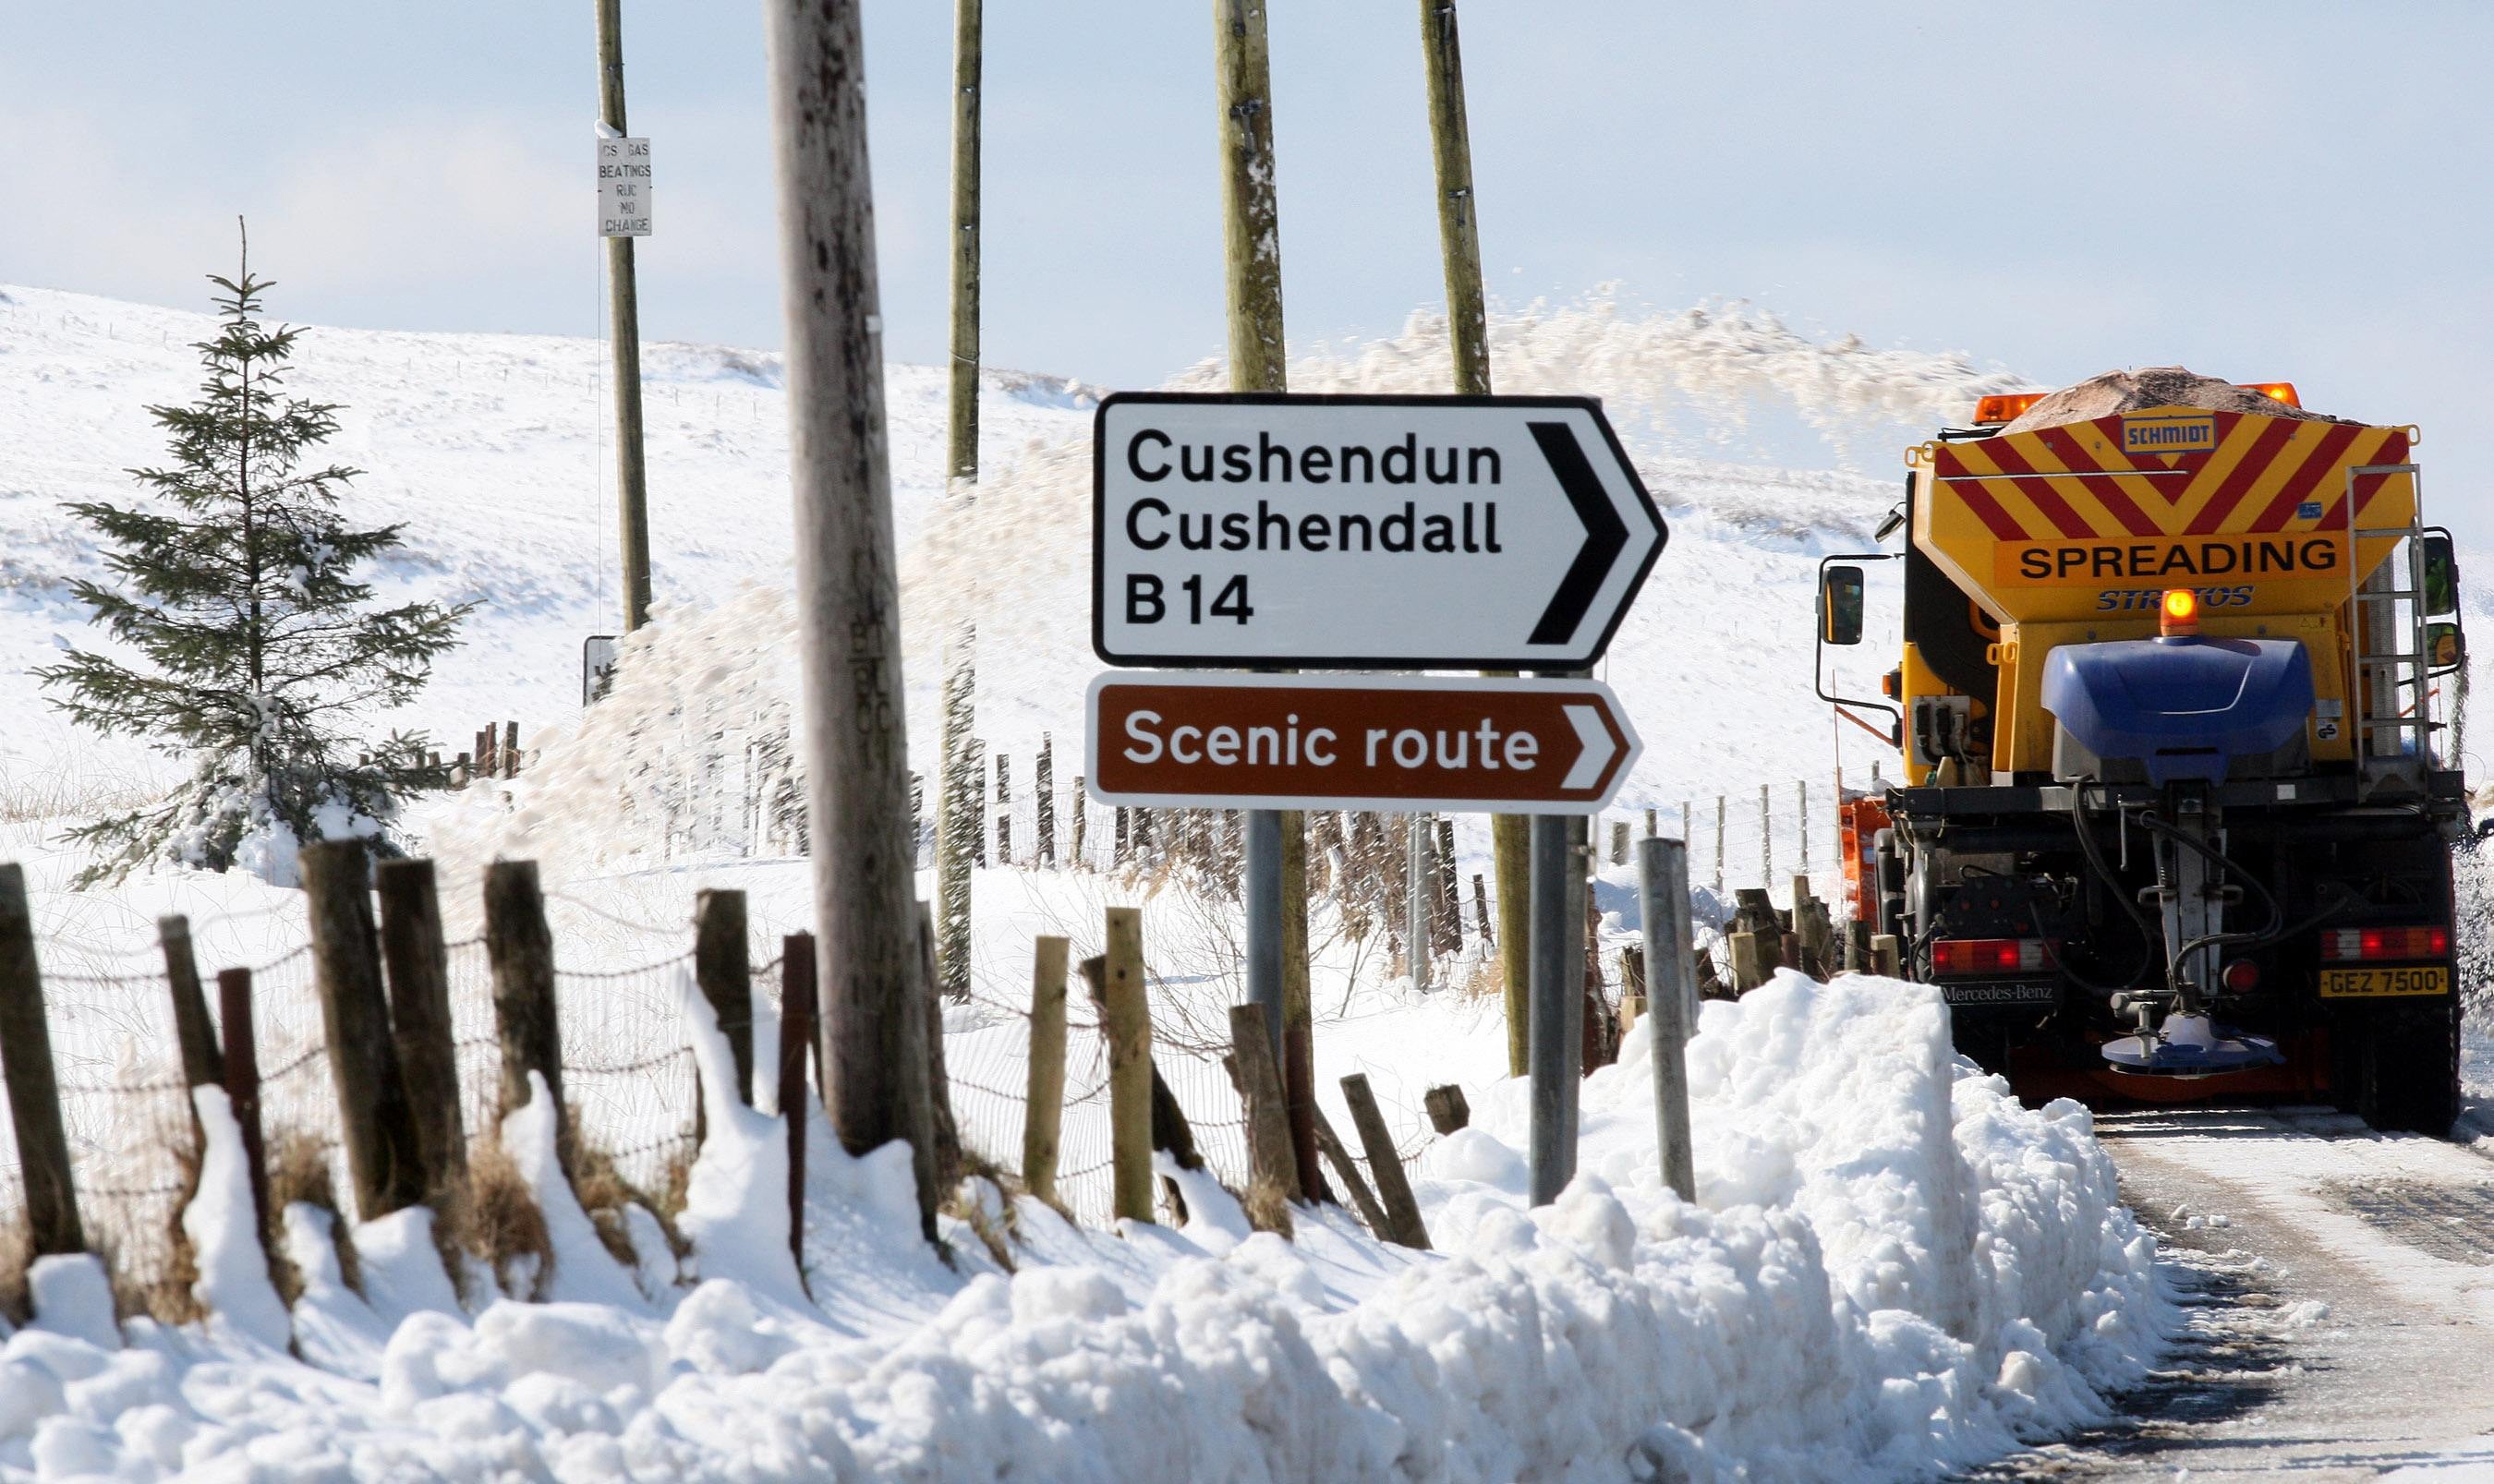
2121;414;2218;454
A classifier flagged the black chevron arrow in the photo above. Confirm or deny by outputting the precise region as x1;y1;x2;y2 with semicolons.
1526;421;1628;645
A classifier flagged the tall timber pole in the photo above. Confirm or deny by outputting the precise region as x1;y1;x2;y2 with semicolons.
595;0;654;632
1419;0;1526;1072
765;0;937;1235
1216;0;1319;1195
933;0;983;999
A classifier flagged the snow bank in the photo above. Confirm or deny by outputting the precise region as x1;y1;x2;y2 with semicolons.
0;970;2160;1482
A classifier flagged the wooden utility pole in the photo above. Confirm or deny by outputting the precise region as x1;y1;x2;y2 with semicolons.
1418;0;1527;1074
945;0;982;484
596;0;654;631
1215;0;1320;1197
934;0;984;1002
764;0;935;1220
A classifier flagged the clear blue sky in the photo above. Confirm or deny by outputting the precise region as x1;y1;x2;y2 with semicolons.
6;2;2490;526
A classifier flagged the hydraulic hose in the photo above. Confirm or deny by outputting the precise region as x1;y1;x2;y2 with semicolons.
2135;807;2286;988
2060;778;2158;994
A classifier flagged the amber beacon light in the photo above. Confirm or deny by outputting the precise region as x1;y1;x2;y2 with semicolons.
2159;588;2200;637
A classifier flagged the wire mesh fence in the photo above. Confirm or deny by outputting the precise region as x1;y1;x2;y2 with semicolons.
37;963;198;1315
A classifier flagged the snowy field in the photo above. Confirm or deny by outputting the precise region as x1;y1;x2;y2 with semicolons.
0;280;2488;1478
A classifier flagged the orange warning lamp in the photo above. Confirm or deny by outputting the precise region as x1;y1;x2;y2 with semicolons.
2237;381;2301;408
2159;588;2200;637
1972;392;2047;424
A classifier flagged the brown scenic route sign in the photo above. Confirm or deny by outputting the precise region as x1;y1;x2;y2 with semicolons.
1086;671;1640;814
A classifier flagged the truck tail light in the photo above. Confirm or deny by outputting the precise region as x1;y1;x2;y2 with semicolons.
1931;937;2051;978
2320;926;2449;961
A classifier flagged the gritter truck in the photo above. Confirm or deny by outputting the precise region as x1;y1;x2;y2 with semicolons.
1816;370;2470;1133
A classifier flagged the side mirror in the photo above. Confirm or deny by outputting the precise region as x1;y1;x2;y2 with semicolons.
2428;621;2464;672
1821;565;1866;646
2424;533;2460;618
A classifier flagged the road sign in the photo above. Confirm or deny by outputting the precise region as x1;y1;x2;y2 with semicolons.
1087;670;1640;814
598;137;652;236
1092;392;1665;670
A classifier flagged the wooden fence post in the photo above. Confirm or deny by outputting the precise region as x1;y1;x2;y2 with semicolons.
483;861;564;1143
778;933;817;1289
1071;778;1087;865
1471;873;1494;945
159;915;223;1092
1871;934;1902;978
1423;1084;1470;1135
1729;931;1765;992
1036;735;1056;866
1310;1106;1387;1237
0;864;81;1257
1339;1073;1429;1249
1023;936;1070;1201
218;968;272;1241
1226;1002;1301;1205
502;721;519;778
374;860;466;1209
694;889;755;1105
1102;907;1152;1224
1616;945;1648;1032
301;840;427;1222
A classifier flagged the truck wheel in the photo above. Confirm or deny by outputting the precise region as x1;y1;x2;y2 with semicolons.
2344;997;2463;1137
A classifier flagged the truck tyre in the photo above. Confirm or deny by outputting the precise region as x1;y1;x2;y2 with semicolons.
2364;997;2464;1137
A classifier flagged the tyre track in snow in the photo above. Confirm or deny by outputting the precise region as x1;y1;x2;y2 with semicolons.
1965;1105;2494;1480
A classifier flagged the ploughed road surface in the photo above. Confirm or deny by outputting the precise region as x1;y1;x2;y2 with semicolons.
1966;1105;2494;1481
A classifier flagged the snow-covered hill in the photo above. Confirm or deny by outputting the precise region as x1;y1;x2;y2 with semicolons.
0;281;1096;791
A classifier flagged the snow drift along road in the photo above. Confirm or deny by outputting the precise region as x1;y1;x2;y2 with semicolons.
0;971;2161;1482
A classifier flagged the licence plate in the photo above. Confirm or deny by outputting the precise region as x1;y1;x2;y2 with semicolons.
2318;966;2450;998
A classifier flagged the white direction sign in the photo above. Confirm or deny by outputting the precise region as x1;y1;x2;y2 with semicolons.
1092;392;1665;670
597;137;652;237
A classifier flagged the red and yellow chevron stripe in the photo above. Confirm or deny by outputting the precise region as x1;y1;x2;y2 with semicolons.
1914;406;2415;625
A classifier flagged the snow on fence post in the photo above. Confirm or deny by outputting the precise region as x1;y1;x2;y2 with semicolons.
502;721;519;779
159;915;223;1093
1611;820;1628;865
777;932;816;1290
1036;735;1056;865
374;861;466;1211
994;754;1011;865
693;889;755;1108
1871;934;1902;978
483;861;565;1155
936;622;976;996
1472;872;1494;945
1101;907;1153;1224
0;863;83;1259
1022;936;1070;1202
1713;796;1725;891
301;839;427;1223
1638;836;1699;1203
217;967;275;1254
1760;783;1772;884
1339;1073;1429;1249
1798;779;1810;871
1071;778;1088;866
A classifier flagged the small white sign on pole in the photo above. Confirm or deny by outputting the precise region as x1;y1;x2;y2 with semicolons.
597;137;652;237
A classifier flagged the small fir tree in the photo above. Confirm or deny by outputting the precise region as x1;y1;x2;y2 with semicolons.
40;228;469;887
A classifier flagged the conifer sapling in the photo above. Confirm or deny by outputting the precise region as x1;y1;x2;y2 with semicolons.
40;226;470;887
